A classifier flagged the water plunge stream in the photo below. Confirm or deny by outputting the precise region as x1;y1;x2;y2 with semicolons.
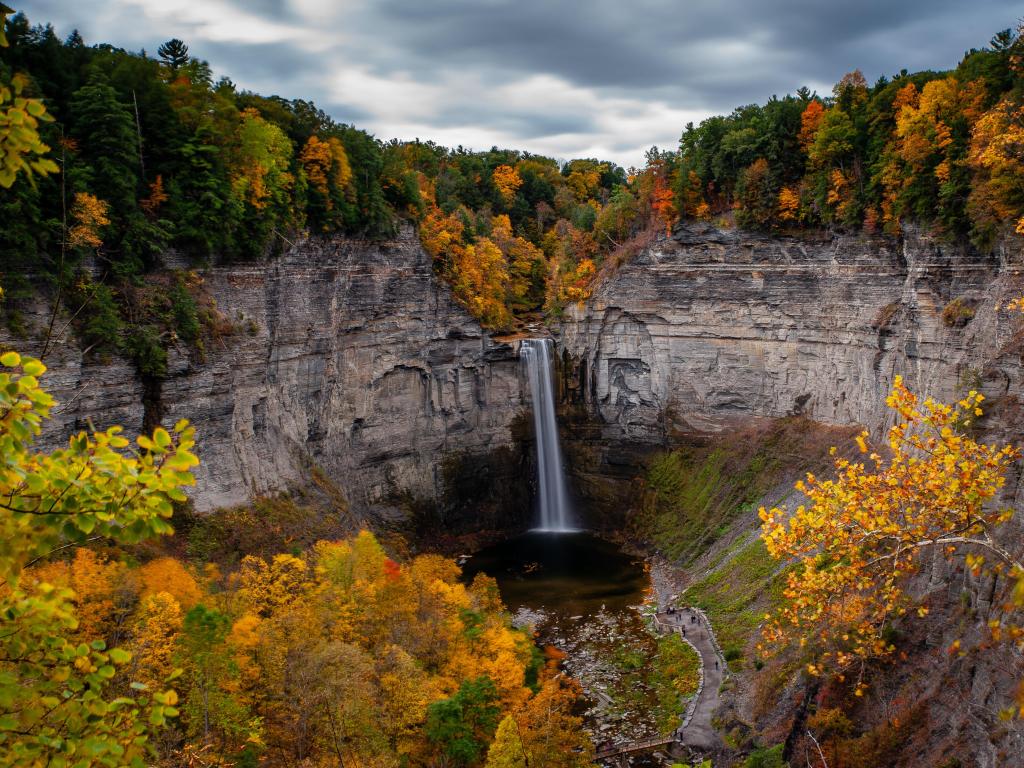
486;340;663;757
520;338;574;531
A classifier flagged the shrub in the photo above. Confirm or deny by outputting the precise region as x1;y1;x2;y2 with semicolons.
169;274;200;343
941;297;976;328
71;277;124;354
743;744;786;768
122;324;167;378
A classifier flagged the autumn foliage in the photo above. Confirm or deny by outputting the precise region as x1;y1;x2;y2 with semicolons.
19;525;595;766
411;151;670;328
673;23;1024;242
0;351;198;767
759;378;1022;692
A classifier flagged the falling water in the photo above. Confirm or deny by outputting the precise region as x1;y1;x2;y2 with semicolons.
520;338;574;532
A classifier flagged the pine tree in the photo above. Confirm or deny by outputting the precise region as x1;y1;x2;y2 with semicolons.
157;38;190;73
167;126;238;258
68;73;140;217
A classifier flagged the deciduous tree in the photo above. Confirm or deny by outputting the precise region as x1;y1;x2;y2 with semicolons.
759;377;1021;692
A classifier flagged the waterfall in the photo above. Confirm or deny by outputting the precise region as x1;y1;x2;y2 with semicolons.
520;338;574;532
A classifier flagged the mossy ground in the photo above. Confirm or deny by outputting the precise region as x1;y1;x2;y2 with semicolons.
635;417;849;565
682;536;789;670
605;627;701;736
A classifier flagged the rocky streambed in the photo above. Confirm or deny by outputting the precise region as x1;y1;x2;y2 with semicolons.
463;532;697;756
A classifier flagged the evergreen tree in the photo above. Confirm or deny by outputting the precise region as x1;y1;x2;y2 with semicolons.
157;38;189;73
69;72;146;272
167;126;237;258
426;676;501;766
68;73;139;215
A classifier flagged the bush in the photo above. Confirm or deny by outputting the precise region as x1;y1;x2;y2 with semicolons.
941;297;976;328
71;278;123;354
169;274;200;343
121;324;167;378
743;744;786;768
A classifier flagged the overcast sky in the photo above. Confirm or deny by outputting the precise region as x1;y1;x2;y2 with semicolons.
18;0;1023;168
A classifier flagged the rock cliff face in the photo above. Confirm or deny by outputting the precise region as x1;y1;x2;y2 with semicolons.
18;227;524;514
560;222;1024;444
559;223;1024;766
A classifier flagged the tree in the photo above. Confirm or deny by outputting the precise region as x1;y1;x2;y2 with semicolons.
178;605;258;758
0;351;198;766
157;39;190;74
138;557;203;610
513;673;594;767
777;186;800;222
67;191;110;249
166;126;239;258
451;237;513;330
68;72;150;273
229;107;297;254
759;377;1021;692
426;676;501;766
968;96;1024;247
798;100;825;151
484;716;527;768
299;134;353;231
735;158;776;230
492;164;523;206
130;591;184;692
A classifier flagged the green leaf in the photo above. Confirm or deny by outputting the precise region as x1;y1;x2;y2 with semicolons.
152;427;171;449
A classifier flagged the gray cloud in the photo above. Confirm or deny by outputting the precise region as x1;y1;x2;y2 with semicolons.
18;0;1023;166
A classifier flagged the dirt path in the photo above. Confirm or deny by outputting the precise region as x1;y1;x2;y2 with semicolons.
657;607;725;749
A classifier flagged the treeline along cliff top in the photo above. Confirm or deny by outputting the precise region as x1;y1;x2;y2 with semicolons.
1;12;1023;361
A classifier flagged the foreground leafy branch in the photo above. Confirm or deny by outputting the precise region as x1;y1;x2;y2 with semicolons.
759;377;1022;693
0;351;199;767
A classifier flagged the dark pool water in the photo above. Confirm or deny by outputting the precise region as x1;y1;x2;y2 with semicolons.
462;531;649;616
464;531;673;762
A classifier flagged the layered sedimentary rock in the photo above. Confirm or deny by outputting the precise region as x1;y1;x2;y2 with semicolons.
16;227;523;513
559;223;1024;767
560;221;1024;443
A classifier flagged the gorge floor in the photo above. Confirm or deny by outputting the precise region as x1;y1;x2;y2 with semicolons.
463;531;702;763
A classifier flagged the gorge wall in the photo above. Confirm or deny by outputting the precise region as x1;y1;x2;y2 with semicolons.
558;222;1024;766
13;227;524;516
15;221;1024;522
560;221;1024;447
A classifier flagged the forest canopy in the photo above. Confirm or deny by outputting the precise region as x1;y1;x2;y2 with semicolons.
0;13;1022;342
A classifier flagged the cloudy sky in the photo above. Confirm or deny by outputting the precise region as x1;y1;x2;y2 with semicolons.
19;0;1023;168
